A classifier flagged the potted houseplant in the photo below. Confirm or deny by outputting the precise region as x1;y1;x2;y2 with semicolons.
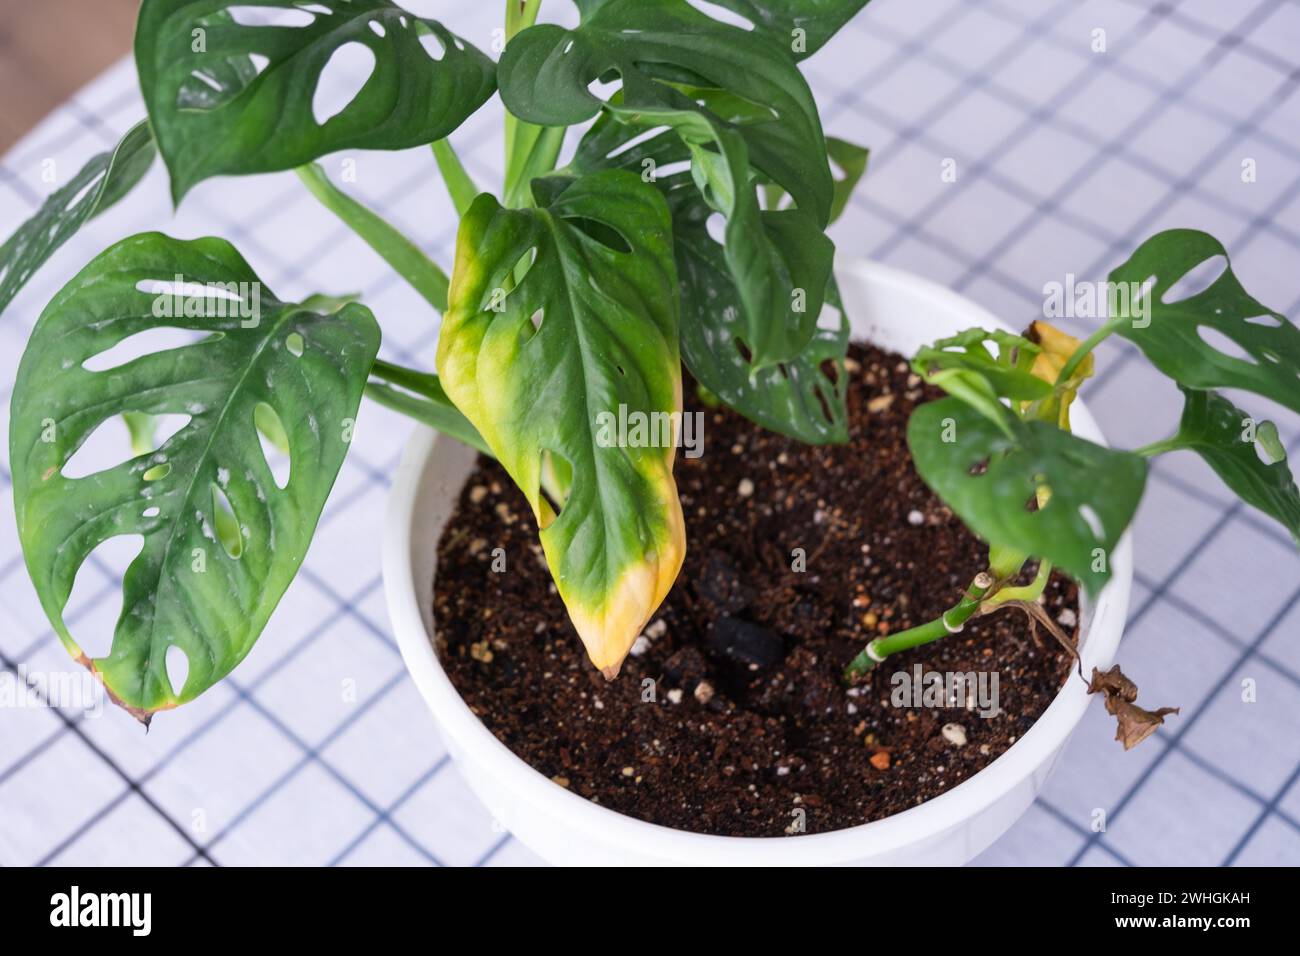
3;0;1297;864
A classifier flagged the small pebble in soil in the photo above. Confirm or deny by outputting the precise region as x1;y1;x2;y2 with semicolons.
942;723;968;747
869;751;891;771
737;478;755;498
907;509;925;526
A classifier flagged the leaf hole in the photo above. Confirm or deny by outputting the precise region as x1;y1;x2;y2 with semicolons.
143;462;172;481
147;414;194;451
734;336;753;364
286;331;305;356
211;482;243;559
605;126;671;161
1196;325;1254;364
1079;504;1105;541
684;0;757;30
538;449;573;528
63;534;146;660
368;19;386;38
816;299;844;332
510;246;539;288
1161;254;1226;305
588;73;623;100
224;5;316;27
311;41;376;126
165;645;191;697
705;212;727;245
255;402;292;489
83;324;214;373
1244;312;1283;328
655;158;694;180
61;420;131;481
417;25;447;61
812;383;835;425
1252;421;1285;465
142;506;161;519
568;217;633;254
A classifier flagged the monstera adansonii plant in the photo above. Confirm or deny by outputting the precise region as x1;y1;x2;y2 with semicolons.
0;0;873;720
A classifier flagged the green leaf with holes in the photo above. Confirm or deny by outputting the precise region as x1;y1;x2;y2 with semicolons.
501;0;837;367
913;327;1051;403
1111;229;1300;415
574;0;871;59
136;0;496;202
908;398;1147;596
557;108;849;442
437;170;684;679
763;136;869;225
676;221;850;443
9;233;380;719
1154;387;1300;545
0;120;155;317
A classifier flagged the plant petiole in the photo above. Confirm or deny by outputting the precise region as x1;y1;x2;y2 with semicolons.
845;572;995;680
1055;316;1125;385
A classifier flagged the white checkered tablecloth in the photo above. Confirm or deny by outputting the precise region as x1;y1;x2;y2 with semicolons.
1;0;1299;867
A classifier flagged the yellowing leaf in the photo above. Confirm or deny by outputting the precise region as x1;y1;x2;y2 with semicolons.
438;171;685;678
1023;320;1094;431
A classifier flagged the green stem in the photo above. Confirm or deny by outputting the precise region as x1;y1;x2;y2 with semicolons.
845;573;994;680
503;0;561;208
1134;437;1182;458
296;163;449;312
365;359;570;505
366;359;489;455
984;560;1052;606
431;139;480;216
1056;316;1124;385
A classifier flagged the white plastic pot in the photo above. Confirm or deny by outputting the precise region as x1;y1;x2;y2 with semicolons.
383;259;1133;866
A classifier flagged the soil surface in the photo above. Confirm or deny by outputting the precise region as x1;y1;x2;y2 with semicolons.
435;343;1078;837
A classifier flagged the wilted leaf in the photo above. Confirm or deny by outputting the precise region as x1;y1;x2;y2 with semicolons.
438;170;685;678
136;0;496;201
908;398;1147;595
1023;320;1095;430
9;233;380;717
1088;665;1179;750
0;121;155;317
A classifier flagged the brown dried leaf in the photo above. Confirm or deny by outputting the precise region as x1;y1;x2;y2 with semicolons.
1088;665;1179;750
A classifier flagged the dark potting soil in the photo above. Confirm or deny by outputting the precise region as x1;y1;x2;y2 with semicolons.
434;343;1078;837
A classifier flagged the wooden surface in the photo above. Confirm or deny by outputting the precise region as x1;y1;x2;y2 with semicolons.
0;0;138;151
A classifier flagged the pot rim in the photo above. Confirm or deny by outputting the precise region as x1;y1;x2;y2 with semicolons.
382;259;1133;864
